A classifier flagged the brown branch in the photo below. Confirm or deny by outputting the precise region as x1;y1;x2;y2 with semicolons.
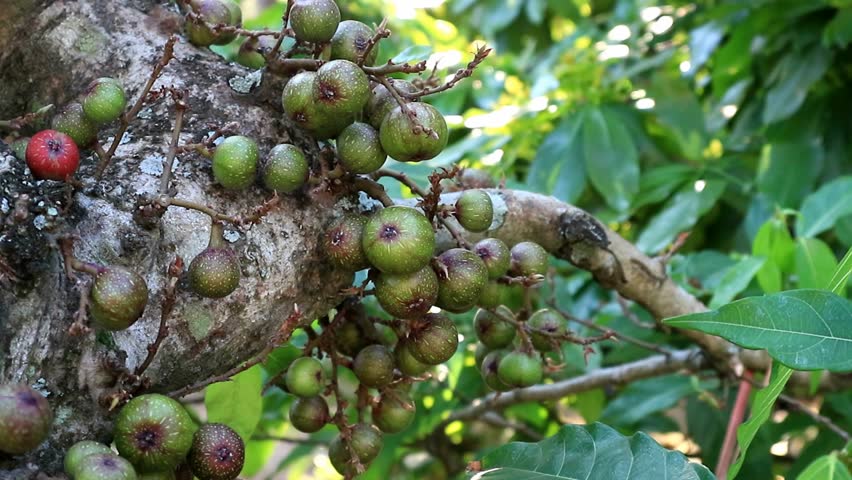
135;256;183;376
265;0;294;62
362;60;428;76
158;95;187;195
547;302;671;355
480;412;544;441
168;306;303;398
352;176;394;207
95;36;177;178
441;348;706;425
357;18;389;66
399;45;492;99
250;434;324;445
0;104;54;131
778;394;851;442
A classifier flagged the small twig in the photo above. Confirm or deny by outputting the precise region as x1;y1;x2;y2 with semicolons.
159;94;188;195
184;11;281;38
616;295;656;329
135;256;183;376
398;45;491;99
95;36;178;178
660;231;691;265
265;0;294;62
168;306;303;398
362;60;428;76
546;301;671;355
778;394;850;442
356;18;389;66
0;104;54;131
352;177;394;207
68;281;92;336
250;434;324;445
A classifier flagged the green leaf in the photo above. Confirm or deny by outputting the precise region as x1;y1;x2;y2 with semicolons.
728;363;794;479
823;8;852;48
753;217;796;293
525;0;547;24
797;453;852;480
762;46;832;124
796;176;852;238
528;112;586;203
205;365;264;441
664;289;852;371
829;248;852;295
795;238;839;291
758;142;823;209
475;422;715;479
709;256;766;308
582;106;639;212
636;180;725;254
632;164;694;210
601;375;708;426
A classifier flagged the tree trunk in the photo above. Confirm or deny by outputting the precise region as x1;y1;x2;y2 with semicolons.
1;1;351;476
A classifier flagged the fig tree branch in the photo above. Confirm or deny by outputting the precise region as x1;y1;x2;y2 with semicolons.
441;348;707;425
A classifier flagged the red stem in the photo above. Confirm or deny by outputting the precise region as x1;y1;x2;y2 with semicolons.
716;371;754;479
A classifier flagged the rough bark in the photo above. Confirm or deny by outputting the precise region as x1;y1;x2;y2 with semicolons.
1;1;350;476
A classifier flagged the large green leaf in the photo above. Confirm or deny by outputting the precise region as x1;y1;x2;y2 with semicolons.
636;180;725;254
762;45;832;124
795;238;840;292
829;247;852;295
664;290;852;371
728;364;794;479
528;112;586;203
757;142;823;209
796;176;852;238
582;106;639;212
474;423;715;479
796;452;852;480
205;365;264;441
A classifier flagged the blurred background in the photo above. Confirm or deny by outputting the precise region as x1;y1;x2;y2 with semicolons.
205;1;852;478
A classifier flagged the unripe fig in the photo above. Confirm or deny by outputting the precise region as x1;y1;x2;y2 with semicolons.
0;383;52;455
212;135;258;190
474;238;510;279
82;78;127;124
373;322;398;347
395;342;430;376
407;313;458;365
497;351;543;388
433;248;488;313
288;396;329;433
362;205;435;274
52;102;98;147
186;0;242;47
89;266;149;331
353;344;395;388
366;81;417;129
372;390;415;433
262;143;308;193
477;281;503;309
527;309;566;351
11;137;29;160
286;357;326;398
374;266;438;319
189;223;240;298
323;214;370;271
334;318;371;357
65;441;114;477
188;423;245;480
313;59;370;119
509;241;549;277
328;424;382;475
337;122;386;174
473;342;490;369
75;453;137;480
474;306;515;349
235;36;277;69
26;129;80;181
281;71;348;139
330;20;378;65
455;190;493;232
114;394;196;473
480;350;511;391
380;103;448;162
289;0;340;44
139;472;176;480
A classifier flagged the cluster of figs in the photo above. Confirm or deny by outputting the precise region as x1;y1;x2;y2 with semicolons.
0;0;574;478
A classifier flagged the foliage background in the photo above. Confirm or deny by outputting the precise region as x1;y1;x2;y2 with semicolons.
204;0;852;478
